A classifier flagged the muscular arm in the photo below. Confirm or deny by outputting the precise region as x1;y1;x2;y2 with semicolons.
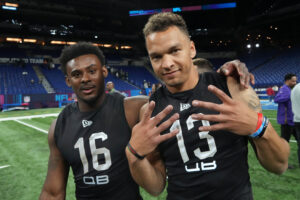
227;77;290;174
126;144;166;196
124;96;166;195
39;119;70;200
126;102;178;196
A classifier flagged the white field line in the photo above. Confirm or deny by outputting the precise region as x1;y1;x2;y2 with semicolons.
1;114;297;142
14;119;48;134
0;113;59;122
0;165;10;169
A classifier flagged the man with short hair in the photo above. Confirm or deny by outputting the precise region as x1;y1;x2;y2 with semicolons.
126;12;289;200
39;42;147;200
275;73;297;142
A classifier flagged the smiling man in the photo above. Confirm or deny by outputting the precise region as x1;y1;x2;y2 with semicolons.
39;42;148;200
126;12;290;200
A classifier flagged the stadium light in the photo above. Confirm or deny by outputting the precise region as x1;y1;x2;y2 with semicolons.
255;43;260;48
121;46;132;49
6;37;22;43
66;42;77;45
50;40;66;45
5;2;18;7
23;39;37;43
2;5;17;10
246;44;251;49
50;29;57;35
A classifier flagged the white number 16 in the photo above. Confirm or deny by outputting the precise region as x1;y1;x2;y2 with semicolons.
74;132;112;174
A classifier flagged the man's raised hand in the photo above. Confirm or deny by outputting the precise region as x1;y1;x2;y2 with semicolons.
129;101;179;157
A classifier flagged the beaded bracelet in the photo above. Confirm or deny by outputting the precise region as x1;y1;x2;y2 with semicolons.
127;143;145;160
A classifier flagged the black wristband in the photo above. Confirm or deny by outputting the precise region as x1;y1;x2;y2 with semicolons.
127;143;145;160
257;118;269;138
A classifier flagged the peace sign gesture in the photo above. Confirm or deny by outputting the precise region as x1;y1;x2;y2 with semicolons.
129;101;179;157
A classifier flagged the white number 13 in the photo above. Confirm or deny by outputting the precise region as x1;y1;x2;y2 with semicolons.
170;114;217;163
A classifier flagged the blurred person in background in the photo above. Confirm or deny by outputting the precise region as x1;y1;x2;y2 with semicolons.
275;73;297;141
273;85;279;95
149;83;162;96
291;82;300;167
275;73;297;168
106;81;123;95
266;86;275;102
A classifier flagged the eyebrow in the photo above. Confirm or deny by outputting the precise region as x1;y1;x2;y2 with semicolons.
168;45;180;53
70;64;97;76
149;52;160;58
149;43;181;58
71;64;96;72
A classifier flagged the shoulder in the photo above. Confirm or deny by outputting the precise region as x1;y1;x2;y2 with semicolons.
124;95;149;115
200;72;230;96
48;118;58;147
124;95;149;108
200;71;225;82
124;95;149;128
56;103;77;125
59;102;77;116
292;84;300;95
281;85;289;91
199;72;228;89
54;103;78;144
293;83;300;90
108;92;124;100
149;85;165;102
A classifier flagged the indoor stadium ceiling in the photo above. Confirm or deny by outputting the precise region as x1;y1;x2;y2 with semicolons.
1;0;300;53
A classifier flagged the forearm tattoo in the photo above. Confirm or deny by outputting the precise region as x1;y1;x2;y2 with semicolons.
247;93;262;112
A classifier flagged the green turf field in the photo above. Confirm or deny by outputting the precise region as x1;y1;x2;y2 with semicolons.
0;108;299;200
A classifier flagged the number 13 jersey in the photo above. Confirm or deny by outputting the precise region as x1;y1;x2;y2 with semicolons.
150;72;252;200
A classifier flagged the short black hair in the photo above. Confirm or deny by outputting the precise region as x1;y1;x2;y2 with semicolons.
284;73;296;81
59;42;105;75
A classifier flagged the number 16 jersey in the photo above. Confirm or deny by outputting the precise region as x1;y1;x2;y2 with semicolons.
54;93;142;200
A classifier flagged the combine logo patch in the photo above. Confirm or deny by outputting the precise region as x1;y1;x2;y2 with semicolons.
180;103;191;112
82;120;93;128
